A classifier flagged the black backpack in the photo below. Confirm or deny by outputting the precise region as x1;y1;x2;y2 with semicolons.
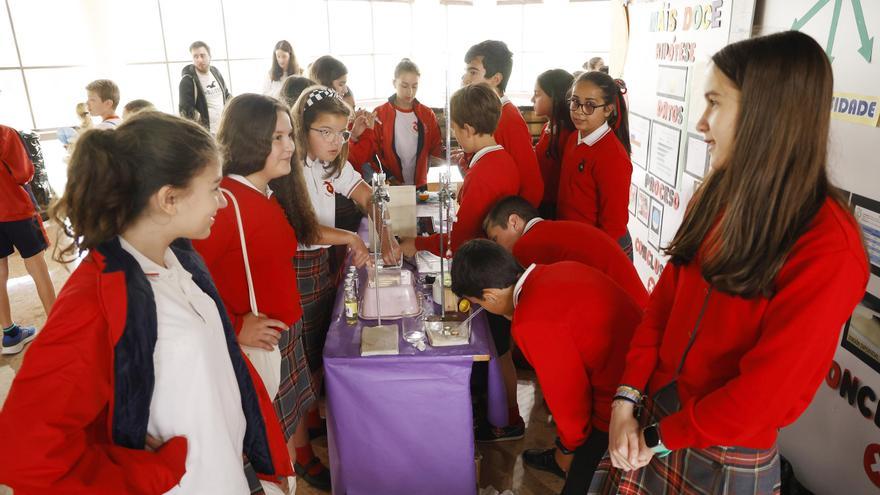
16;130;55;220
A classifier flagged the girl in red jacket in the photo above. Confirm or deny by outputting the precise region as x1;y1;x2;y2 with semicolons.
0;112;292;494
556;71;633;260
594;31;869;495
370;58;443;188
531;69;575;218
192;94;332;491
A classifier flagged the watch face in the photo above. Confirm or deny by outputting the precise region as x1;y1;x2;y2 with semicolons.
644;425;661;448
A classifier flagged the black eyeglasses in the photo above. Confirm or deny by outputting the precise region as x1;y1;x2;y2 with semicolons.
569;98;610;115
309;127;352;143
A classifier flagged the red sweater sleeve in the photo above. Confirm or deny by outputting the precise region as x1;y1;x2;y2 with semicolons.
0;277;187;494
192;203;246;333
619;264;680;392
348;128;378;174
517;321;592;450
592;150;632;239
660;248;867;450
1;128;34;184
414;178;493;255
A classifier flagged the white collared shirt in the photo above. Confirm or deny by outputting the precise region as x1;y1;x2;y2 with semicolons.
513;263;538;308
227;174;273;198
118;237;248;494
300;156;366;251
500;95;511;106
469;144;504;169
522;217;544;235
577;122;611;147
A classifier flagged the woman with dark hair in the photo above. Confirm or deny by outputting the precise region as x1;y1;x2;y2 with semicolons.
0;112;292;493
309;55;349;99
591;31;869;494
263;40;302;100
532;69;576;218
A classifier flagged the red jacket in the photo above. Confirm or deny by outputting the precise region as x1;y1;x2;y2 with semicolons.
0;124;36;222
347;127;377;175
622;198;868;450
513;262;642;450
0;239;291;494
371;97;443;188
557;128;632;239
534;122;574;210
416;146;520;255
513;219;648;307
496;100;544;207
193;177;304;332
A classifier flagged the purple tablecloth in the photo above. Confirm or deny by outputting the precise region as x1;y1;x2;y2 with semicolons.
323;263;507;495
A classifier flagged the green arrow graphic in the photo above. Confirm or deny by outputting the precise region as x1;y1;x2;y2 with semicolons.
851;0;874;62
792;0;833;30
826;0;843;62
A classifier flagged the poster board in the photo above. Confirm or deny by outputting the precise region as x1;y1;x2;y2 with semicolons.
623;0;754;290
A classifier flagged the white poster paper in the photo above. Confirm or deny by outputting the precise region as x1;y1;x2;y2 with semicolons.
648;121;681;187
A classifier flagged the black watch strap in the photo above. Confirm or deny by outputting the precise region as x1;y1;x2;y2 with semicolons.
555;437;575;455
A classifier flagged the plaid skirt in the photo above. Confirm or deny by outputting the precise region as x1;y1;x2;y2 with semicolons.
272;318;317;439
295;248;336;371
588;383;781;495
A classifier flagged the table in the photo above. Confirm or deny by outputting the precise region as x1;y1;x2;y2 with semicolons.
323;261;507;495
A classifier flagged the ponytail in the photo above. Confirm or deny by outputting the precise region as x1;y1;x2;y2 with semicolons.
573;71;631;154
51;113;218;263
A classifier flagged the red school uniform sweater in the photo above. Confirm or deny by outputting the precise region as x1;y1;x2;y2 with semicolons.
496;100;544;208
534;122;574;210
513;262;643;451
556;127;632;239
192;177;303;333
415;146;520;256
513;219;648;307
622;198;868;451
0;125;36;222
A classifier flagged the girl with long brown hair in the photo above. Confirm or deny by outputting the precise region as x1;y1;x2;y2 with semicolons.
263;40;302;99
591;31;869;494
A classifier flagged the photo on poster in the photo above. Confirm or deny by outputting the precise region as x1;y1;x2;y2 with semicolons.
637;189;650;227
684;133;709;179
842;291;880;375
629;113;651;169
656;65;689;101
648;198;663;249
629;183;638;215
852;194;880;276
648;120;681;188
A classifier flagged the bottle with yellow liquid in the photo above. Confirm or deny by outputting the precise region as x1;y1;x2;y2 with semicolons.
344;285;358;325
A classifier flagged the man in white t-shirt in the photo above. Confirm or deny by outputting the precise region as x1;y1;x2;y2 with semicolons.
179;41;230;134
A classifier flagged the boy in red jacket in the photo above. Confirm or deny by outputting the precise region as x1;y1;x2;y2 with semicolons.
483;195;648;307
451;240;642;494
399;83;526;441
460;40;543;207
0;124;55;355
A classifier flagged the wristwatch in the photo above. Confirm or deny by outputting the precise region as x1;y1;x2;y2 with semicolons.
642;423;672;458
554;437;575;455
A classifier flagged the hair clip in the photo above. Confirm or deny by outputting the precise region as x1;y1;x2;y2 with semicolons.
614;78;628;95
305;88;339;109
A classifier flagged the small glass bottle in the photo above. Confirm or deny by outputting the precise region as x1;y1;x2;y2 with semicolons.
344;285;358;325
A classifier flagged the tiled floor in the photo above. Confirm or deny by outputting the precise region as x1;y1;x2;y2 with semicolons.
0;227;562;495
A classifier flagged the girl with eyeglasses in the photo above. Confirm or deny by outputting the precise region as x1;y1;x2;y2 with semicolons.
287;87;400;488
556;71;634;260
